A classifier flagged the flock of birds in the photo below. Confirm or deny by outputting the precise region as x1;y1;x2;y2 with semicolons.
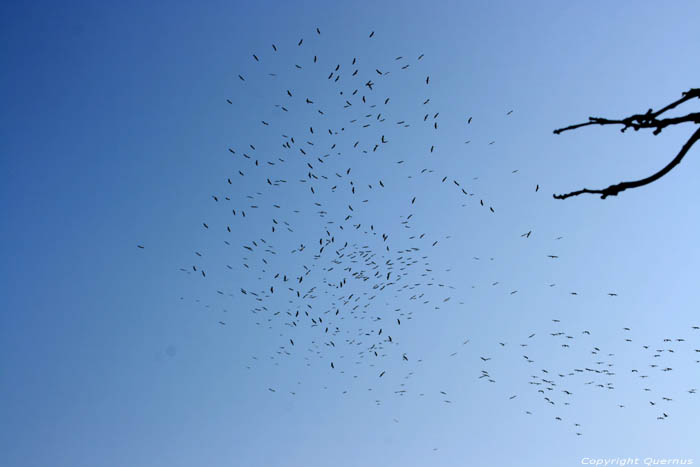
139;28;699;442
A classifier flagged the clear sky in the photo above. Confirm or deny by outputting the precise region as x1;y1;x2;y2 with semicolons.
2;1;700;466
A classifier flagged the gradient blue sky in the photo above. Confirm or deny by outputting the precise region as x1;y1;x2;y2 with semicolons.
2;1;700;466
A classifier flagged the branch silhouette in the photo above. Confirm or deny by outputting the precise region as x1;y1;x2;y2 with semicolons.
553;88;700;200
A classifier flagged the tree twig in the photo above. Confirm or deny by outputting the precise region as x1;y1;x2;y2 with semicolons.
553;88;700;200
553;127;700;199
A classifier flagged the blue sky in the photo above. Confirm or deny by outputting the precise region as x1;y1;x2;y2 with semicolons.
2;1;700;466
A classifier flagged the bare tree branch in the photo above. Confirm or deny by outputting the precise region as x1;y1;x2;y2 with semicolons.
553;88;700;199
553;127;700;199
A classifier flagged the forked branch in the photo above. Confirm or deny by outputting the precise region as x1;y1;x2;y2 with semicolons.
553;88;700;200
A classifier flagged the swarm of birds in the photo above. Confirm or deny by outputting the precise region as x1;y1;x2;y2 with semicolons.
138;27;700;442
